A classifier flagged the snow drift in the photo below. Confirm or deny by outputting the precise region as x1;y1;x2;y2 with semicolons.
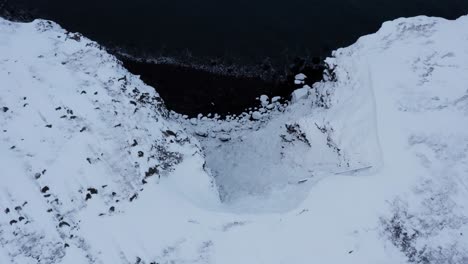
1;15;468;263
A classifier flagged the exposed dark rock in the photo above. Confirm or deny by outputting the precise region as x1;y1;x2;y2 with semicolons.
59;221;70;227
129;193;138;202
285;123;310;146
145;166;158;178
41;186;49;193
163;130;176;137
67;32;82;42
87;188;98;194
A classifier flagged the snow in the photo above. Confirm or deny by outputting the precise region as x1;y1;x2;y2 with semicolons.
294;73;307;81
291;86;310;103
271;96;281;103
259;94;269;107
294;73;307;85
250;111;262;120
1;15;468;264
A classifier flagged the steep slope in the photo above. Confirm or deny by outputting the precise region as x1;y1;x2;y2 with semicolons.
0;18;219;263
1;15;468;264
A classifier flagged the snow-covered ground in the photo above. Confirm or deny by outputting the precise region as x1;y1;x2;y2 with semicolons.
1;15;468;263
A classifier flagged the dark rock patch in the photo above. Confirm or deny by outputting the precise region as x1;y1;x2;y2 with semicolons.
129;193;138;202
59;221;70;227
145;166;158;178
87;188;98;194
41;186;50;193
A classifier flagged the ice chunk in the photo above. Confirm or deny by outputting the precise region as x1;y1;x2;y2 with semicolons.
251;111;262;120
295;73;307;81
291;87;309;103
259;95;269;106
271;96;281;103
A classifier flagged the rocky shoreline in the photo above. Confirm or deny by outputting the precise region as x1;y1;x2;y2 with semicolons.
120;55;325;117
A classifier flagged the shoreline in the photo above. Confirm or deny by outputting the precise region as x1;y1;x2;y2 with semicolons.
119;53;325;117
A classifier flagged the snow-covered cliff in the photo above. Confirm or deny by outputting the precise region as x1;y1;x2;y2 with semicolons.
1;15;467;263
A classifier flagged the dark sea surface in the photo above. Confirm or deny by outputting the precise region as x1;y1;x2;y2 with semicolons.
4;0;468;116
11;0;468;64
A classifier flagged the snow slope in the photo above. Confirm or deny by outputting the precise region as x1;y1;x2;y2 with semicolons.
1;15;468;263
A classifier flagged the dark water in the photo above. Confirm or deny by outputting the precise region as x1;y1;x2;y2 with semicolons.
9;0;468;65
122;58;323;116
4;0;468;116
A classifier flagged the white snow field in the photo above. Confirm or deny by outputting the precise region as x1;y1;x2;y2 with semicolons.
1;15;468;263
